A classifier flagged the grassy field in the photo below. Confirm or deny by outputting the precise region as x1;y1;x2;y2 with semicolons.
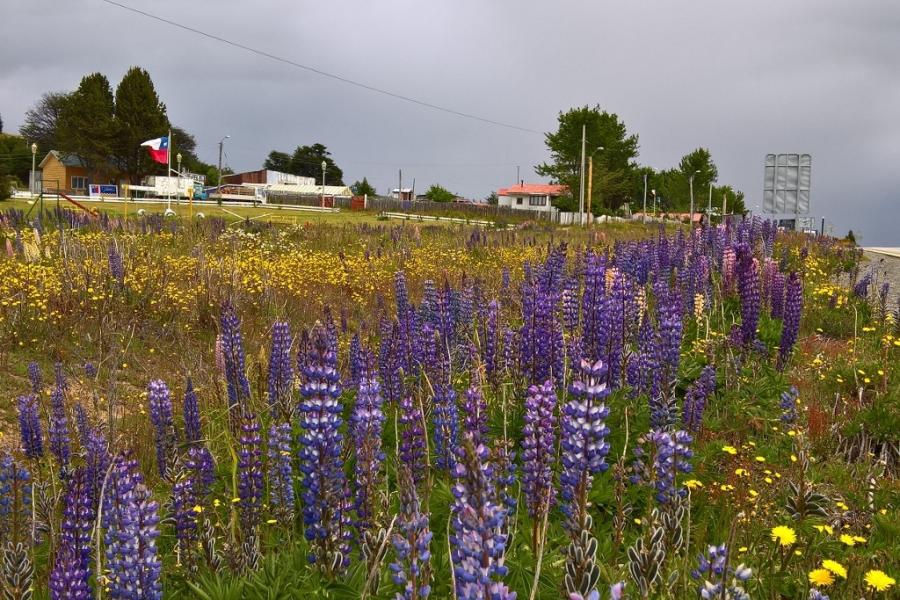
0;210;896;599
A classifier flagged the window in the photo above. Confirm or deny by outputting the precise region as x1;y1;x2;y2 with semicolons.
71;176;88;190
529;195;547;206
516;197;523;205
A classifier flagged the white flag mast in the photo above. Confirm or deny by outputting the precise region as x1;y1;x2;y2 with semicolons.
166;128;172;212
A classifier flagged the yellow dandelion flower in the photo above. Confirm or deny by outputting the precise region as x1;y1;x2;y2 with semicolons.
839;534;856;546
754;456;766;463
684;479;703;489
722;445;738;455
266;519;277;524
821;560;846;579
191;505;203;514
864;570;895;592
814;525;835;535
770;525;796;546
808;569;834;587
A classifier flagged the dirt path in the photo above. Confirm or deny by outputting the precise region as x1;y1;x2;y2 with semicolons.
863;250;900;312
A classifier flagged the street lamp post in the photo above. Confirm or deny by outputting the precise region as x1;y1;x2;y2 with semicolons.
321;160;327;207
30;143;37;197
651;189;658;217
176;153;182;206
578;124;586;225
217;135;230;205
688;169;699;225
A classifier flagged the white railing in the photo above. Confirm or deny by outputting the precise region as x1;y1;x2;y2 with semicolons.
380;211;514;228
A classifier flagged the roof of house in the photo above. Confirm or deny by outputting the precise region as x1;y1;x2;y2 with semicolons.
39;150;88;169
497;183;569;196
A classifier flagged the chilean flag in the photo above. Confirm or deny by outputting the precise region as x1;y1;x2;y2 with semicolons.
141;136;169;164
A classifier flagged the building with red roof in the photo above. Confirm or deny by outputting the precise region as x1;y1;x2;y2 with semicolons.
497;182;569;216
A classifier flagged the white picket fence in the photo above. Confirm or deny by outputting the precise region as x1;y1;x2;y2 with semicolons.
380;211;515;228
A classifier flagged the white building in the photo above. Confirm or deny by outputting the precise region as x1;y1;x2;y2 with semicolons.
497;183;568;215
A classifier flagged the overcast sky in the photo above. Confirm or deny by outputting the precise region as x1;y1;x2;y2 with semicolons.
3;0;898;243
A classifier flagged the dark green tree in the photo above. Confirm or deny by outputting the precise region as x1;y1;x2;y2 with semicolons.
485;191;498;205
57;73;116;175
0;112;3;133
20;92;71;153
289;143;344;184
0;134;33;184
536;105;639;211
424;184;455;202
113;67;169;182
845;230;856;244
351;177;377;196
263;150;291;172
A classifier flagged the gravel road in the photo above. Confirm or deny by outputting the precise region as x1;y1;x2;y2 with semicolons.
863;250;900;312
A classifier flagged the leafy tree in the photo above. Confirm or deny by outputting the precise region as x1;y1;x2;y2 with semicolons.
289;143;344;184
263;150;291;172
845;230;856;244
20;92;71;152
424;184;455;202
486;191;498;205
0;134;33;184
351;177;376;197
0;112;3;133
113;67;169;182
536;105;639;211
57;73;116;175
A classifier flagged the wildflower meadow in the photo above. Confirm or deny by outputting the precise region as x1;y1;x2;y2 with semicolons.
0;208;896;599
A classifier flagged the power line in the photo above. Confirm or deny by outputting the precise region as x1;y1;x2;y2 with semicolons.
98;0;543;135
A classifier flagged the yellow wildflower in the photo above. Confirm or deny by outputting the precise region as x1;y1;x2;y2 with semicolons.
821;560;846;579
722;445;738;455
770;525;796;546
808;569;834;587
864;570;895;592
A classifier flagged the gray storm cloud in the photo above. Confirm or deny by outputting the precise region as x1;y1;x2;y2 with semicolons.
2;0;898;243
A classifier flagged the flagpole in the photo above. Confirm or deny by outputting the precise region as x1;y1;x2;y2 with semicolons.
167;128;172;212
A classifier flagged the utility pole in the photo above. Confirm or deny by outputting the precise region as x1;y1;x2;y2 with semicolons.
587;155;594;224
398;169;402;202
642;172;648;223
578;124;586;225
707;181;712;215
722;191;728;223
516;165;520;185
321;160;327;207
217;135;229;205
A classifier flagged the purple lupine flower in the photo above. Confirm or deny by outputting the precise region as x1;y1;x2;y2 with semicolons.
267;321;294;418
777;272;802;370
390;467;433;599
521;381;557;523
655;280;683;385
350;357;386;535
0;455;32;525
450;438;516;600
74;402;90;448
84;424;110;509
780;386;798;424
220;302;251;415
147;379;176;478
432;384;460;472
298;325;351;574
171;471;199;562
502;328;518;376
809;590;830;600
399;395;427;486
610;582;627;600
237;413;264;537
628;313;661;400
108;241;125;287
692;543;752;600
682;366;717;433
27;361;43;394
102;455;162;600
379;320;405;406
16;394;43;459
395;271;414;370
649;429;693;504
59;469;94;574
562;277;580;331
83;362;97;379
770;271;785;319
601;271;631;387
185;444;215;500
49;543;92;599
736;244;761;345
560;359;611;525
482;300;499;384
182;377;201;445
49;364;71;469
462;384;488;447
852;270;872;298
267;421;295;525
348;333;362;389
877;281;890;323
